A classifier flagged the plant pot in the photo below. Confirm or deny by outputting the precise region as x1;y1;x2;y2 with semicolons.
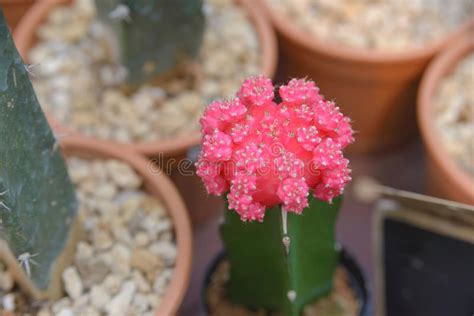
148;152;226;227
170;158;226;227
417;34;474;205
13;0;277;158
0;0;35;30
14;0;277;228
202;249;370;315
58;137;193;316
258;0;474;153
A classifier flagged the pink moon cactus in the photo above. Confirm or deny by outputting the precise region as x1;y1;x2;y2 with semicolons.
196;76;354;222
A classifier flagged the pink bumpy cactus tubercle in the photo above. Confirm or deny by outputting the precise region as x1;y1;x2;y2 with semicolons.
196;76;354;222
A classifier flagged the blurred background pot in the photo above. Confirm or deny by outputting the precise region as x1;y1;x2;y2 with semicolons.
418;34;474;205
14;0;277;227
259;0;474;153
0;0;35;30
61;137;193;316
13;0;277;158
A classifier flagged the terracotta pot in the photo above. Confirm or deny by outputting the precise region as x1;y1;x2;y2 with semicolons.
14;0;277;158
0;0;35;30
418;34;474;205
60;137;193;315
15;0;277;227
258;0;474;153
149;152;225;227
169;159;225;227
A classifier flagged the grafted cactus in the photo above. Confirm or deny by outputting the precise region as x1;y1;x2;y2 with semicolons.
0;10;78;298
221;197;341;315
96;0;204;87
196;76;354;314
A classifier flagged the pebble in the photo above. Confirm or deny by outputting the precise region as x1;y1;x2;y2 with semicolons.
150;241;177;265
112;224;134;246
146;293;162;308
77;306;100;316
57;308;74;316
29;0;260;143
102;274;122;295
134;232;150;247
132;270;152;293
2;293;15;311
92;230;113;250
131;293;151;314
90;285;111;309
271;0;473;50
131;249;164;274
106;281;136;316
52;297;72;314
72;294;89;309
75;257;110;287
153;269;173;295
62;267;83;299
106;161;142;189
110;244;132;275
154;218;172;235
37;308;53;316
75;241;93;260
94;182;117;199
68;162;89;182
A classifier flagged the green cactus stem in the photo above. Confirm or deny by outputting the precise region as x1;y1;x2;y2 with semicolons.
0;10;78;295
221;195;342;315
95;0;204;87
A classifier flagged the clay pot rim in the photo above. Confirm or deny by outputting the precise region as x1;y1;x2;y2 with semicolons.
60;137;192;316
14;0;278;157
259;0;474;64
418;34;474;202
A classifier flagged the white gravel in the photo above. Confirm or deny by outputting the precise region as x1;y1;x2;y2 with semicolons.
270;0;473;50
29;0;260;143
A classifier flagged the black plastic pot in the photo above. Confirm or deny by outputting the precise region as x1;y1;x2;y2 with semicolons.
202;248;370;315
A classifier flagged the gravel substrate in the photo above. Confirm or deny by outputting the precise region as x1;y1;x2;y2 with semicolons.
30;0;260;143
207;261;358;316
269;0;473;50
433;53;474;175
0;158;176;316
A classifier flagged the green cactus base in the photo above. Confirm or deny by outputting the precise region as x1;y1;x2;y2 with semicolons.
221;196;342;315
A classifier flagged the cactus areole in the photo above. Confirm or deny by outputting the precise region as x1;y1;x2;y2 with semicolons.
0;10;78;297
196;76;354;314
96;0;204;87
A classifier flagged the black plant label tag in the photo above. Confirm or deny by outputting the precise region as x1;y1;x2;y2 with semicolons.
373;196;474;316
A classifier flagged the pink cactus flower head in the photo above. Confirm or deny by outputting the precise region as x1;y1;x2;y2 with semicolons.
196;75;354;222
